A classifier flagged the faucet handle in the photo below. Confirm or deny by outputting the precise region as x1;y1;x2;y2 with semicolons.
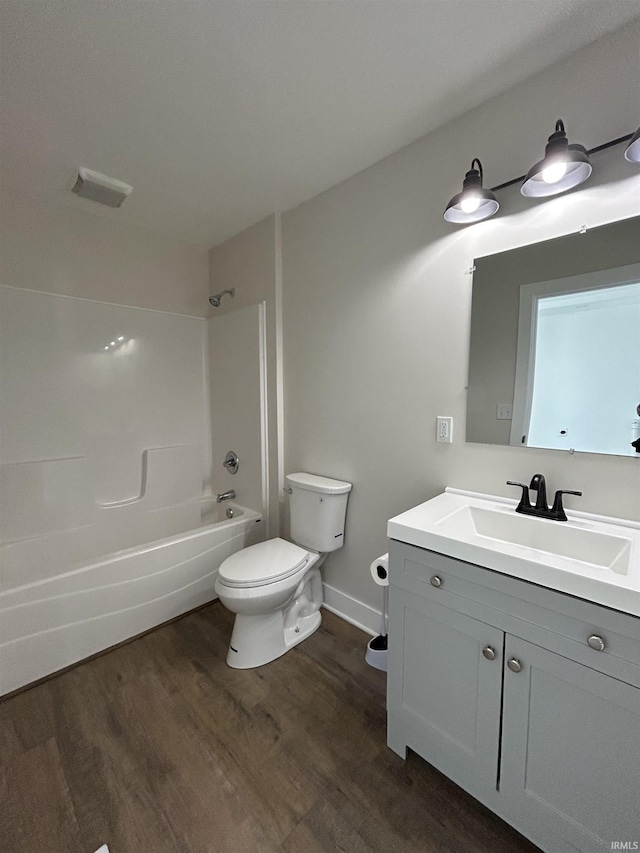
550;489;583;521
507;481;532;511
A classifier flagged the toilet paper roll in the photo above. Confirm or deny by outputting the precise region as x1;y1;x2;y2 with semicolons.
370;553;389;587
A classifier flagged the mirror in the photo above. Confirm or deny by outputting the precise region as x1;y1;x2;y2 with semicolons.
466;216;640;457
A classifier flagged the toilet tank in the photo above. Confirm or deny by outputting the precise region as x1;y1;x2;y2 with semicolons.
286;473;352;553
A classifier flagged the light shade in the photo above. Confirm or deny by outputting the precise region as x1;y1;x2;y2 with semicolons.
444;159;499;224
624;127;640;163
521;120;591;198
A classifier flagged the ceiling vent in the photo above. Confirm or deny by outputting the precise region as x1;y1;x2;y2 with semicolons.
71;167;133;208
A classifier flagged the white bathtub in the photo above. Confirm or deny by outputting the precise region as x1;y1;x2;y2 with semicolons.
0;501;262;696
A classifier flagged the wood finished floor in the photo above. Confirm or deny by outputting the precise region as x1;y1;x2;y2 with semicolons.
0;603;540;853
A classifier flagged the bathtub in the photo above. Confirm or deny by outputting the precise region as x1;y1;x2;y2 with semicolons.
0;501;262;697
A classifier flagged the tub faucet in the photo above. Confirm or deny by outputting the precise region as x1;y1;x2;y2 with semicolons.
507;474;582;521
216;489;236;503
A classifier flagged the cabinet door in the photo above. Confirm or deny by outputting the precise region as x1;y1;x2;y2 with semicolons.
500;636;640;853
387;589;504;798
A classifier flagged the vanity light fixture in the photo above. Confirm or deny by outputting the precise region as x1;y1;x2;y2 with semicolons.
443;159;499;224
444;124;636;227
624;126;640;163
521;120;592;198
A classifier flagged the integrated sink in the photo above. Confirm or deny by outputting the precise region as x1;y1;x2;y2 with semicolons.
387;488;640;616
435;504;631;574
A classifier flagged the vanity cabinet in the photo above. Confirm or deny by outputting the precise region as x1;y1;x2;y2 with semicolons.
387;541;640;853
388;590;504;797
500;636;640;852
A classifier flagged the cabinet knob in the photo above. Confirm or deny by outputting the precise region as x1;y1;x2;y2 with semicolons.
507;658;522;673
430;575;442;588
587;635;606;652
482;646;496;660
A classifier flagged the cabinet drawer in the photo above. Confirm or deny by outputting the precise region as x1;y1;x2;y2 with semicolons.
390;540;640;687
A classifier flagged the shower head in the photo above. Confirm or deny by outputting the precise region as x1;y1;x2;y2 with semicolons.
209;288;235;308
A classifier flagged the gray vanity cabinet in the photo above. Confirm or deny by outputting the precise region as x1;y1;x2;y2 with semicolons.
387;589;504;796
387;540;640;853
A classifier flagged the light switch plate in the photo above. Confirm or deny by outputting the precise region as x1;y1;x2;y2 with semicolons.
497;403;513;420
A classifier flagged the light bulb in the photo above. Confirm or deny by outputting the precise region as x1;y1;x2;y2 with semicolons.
542;161;567;184
117;336;124;341
110;341;116;346
460;194;480;214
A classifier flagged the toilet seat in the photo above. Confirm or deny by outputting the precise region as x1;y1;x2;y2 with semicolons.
217;538;310;588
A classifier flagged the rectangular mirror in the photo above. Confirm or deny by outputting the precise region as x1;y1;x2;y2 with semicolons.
466;216;640;457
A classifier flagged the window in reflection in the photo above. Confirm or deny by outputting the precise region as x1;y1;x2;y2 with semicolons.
512;274;640;455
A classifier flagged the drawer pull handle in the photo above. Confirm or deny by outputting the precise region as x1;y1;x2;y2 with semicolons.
507;658;522;673
430;575;442;588
587;635;606;652
482;646;496;661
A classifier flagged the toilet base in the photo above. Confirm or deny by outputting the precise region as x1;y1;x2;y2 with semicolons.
226;607;322;669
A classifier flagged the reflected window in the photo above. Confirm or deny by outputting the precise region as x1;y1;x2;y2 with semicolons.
519;279;640;455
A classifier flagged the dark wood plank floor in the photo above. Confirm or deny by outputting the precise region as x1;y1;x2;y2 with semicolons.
0;603;540;853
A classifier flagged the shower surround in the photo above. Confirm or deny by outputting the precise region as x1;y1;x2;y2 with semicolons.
0;286;264;695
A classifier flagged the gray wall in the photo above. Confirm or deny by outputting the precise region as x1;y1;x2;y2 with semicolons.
281;23;640;611
467;262;520;445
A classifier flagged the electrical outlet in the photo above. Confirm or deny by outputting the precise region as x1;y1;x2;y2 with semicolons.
436;416;453;443
497;403;513;420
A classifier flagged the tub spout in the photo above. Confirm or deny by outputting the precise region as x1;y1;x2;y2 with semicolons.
216;490;236;503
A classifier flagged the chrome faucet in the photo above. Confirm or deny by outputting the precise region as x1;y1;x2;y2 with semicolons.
507;474;582;521
216;489;236;503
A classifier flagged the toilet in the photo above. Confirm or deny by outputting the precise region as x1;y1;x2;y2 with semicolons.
215;472;352;669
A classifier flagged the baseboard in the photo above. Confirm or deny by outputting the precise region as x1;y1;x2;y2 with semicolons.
321;582;380;636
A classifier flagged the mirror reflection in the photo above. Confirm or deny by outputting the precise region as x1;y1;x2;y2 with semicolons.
466;217;640;457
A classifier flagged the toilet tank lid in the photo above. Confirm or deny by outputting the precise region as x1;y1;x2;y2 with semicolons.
286;473;352;495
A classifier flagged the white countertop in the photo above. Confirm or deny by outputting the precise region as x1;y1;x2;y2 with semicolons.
387;488;640;617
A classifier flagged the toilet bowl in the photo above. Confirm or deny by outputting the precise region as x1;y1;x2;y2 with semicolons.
215;538;325;668
215;472;352;669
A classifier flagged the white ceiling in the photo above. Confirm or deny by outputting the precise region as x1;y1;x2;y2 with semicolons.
1;1;638;247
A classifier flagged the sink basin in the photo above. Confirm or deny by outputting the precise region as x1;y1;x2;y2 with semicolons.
436;505;631;574
387;489;640;616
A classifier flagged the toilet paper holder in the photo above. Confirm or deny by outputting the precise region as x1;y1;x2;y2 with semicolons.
366;553;389;672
